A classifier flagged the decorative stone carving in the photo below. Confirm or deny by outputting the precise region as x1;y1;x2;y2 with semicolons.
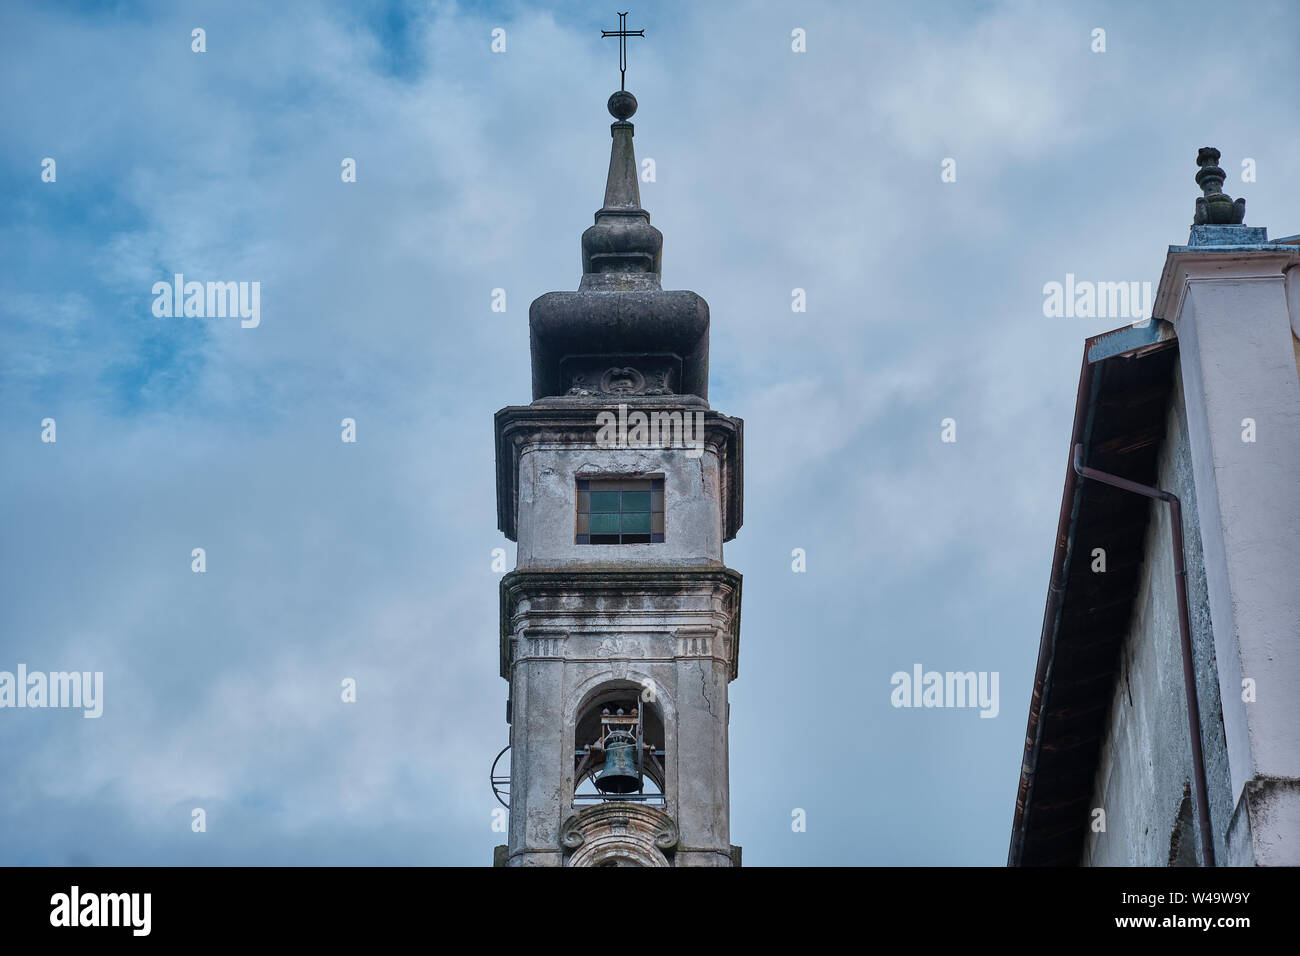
642;370;672;395
653;816;680;851
519;630;565;660
675;628;715;659
559;814;586;850
566;373;596;397
601;366;645;394
560;804;678;867
564;364;676;397
596;636;625;658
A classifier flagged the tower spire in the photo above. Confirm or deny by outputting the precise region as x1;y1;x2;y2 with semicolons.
580;90;663;291
525;15;710;402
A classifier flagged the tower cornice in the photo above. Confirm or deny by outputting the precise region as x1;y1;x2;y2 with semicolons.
499;566;744;682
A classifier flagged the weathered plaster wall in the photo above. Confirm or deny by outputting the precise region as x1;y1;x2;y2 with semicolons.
516;441;724;569
502;574;738;866
1082;368;1243;865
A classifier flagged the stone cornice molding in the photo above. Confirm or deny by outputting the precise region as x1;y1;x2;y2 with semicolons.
499;568;742;681
1154;243;1300;325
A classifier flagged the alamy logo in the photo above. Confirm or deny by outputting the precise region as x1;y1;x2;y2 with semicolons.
890;664;999;718
596;404;705;459
0;665;103;718
151;273;260;328
1042;273;1153;321
50;886;150;936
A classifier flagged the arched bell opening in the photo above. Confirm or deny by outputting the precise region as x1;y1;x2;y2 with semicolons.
573;685;666;806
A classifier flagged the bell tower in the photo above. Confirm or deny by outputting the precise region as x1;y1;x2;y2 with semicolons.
491;71;744;867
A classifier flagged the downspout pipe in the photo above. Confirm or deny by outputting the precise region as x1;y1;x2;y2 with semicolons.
1072;443;1215;867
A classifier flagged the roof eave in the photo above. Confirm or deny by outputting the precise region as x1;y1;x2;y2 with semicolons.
1008;319;1177;866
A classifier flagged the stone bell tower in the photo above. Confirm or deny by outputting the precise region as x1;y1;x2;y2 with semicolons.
492;81;744;867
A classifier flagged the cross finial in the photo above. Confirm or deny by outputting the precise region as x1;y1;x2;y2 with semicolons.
601;11;645;92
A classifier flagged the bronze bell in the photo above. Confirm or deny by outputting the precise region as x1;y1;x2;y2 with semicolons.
594;733;641;794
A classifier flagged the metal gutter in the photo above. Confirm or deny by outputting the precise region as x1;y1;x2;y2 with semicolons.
1071;444;1215;866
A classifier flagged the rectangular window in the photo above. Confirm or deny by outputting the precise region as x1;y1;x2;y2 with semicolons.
576;477;664;545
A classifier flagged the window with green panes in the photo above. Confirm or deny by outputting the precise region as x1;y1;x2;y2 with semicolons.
575;477;665;544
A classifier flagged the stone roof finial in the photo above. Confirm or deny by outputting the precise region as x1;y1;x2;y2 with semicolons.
1194;147;1246;225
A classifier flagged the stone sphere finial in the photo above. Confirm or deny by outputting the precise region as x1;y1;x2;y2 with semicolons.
608;90;637;121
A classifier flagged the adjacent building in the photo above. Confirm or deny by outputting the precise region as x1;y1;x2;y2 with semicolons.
1010;149;1300;866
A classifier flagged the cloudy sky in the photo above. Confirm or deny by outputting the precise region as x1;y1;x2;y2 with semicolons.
2;0;1297;866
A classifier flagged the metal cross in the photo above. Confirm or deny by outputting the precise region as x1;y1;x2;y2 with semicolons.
601;12;645;92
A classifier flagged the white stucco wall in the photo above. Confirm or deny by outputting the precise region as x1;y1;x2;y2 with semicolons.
1153;242;1300;865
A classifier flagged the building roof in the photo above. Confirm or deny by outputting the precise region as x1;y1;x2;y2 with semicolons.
1008;321;1180;866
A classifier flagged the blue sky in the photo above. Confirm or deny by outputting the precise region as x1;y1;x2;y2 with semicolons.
1;0;1297;865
